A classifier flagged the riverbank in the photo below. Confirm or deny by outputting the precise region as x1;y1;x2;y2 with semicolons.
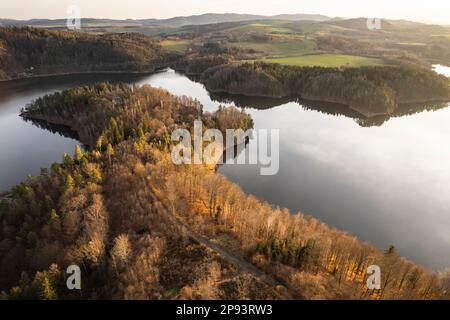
197;62;450;118
0;26;169;82
0;66;170;84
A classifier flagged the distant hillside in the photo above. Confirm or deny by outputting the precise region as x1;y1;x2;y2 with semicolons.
0;18;141;27
319;17;450;33
0;13;332;29
139;13;331;27
0;27;167;80
271;13;331;22
140;13;271;27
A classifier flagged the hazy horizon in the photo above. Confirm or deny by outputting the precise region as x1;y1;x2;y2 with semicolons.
0;0;449;25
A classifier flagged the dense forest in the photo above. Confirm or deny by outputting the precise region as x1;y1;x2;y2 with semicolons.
1;83;450;299
0;27;168;80
170;40;450;117
198;62;450;117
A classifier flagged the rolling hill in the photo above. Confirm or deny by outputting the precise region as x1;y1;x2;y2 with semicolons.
0;13;332;29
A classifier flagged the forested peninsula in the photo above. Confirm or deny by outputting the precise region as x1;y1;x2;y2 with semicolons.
173;46;450;117
0;27;168;81
199;62;450;117
3;83;450;299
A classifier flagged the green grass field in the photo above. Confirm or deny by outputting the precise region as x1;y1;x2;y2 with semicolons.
265;54;385;67
269;39;317;57
160;39;190;53
228;21;293;34
234;38;317;56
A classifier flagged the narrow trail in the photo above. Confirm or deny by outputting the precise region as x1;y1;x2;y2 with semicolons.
174;217;297;300
150;189;298;299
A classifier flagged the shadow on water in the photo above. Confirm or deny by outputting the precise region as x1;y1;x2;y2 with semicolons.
209;90;450;127
14;71;447;137
209;91;293;110
9;69;449;145
353;102;450;127
0;73;150;105
21;117;85;145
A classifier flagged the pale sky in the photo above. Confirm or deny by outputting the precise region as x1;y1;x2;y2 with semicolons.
1;0;449;25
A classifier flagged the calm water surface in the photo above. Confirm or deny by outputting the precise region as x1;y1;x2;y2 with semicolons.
0;74;148;191
1;67;450;270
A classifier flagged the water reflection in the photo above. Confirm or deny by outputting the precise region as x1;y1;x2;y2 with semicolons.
3;68;450;270
0;73;150;191
211;90;450;128
22;117;81;142
137;70;450;270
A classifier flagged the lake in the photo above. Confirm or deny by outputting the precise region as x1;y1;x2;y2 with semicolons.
1;67;450;270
